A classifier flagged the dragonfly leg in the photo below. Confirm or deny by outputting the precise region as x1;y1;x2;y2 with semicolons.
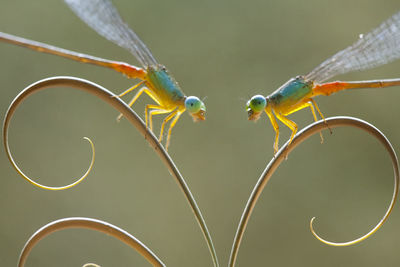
310;98;332;134
114;80;145;98
117;87;160;122
117;86;148;121
165;111;183;151
275;112;298;149
306;101;324;143
265;108;280;154
147;106;173;133
159;108;179;143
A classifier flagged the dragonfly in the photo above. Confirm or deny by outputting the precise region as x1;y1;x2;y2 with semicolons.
247;11;400;154
0;0;206;151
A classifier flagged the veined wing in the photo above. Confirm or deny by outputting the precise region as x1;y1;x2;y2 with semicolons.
64;0;158;68
306;12;400;83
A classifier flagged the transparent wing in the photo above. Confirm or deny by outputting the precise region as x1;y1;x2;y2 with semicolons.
306;12;400;83
64;0;158;68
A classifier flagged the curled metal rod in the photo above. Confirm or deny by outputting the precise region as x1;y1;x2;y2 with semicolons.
229;116;399;267
3;79;96;190
18;217;165;267
4;76;219;267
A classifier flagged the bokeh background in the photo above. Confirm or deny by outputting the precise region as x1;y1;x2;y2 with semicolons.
1;0;400;266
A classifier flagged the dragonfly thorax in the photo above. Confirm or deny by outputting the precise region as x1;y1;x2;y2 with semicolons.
268;76;314;107
147;65;185;102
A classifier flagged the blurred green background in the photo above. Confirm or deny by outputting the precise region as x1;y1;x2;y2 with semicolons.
1;0;400;266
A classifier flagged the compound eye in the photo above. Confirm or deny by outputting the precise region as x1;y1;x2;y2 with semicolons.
185;96;202;114
249;95;266;112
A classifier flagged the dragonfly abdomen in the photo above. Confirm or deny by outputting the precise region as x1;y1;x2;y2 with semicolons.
313;79;400;96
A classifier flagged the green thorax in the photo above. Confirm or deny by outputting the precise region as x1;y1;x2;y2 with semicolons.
268;76;313;105
147;65;185;101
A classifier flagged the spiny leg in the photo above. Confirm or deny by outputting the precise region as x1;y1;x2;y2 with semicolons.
117;87;160;121
310;98;332;134
274;112;298;148
165;111;183;151
147;106;173;132
265;109;280;154
305;101;324;143
159;108;179;143
117;86;147;121
114;80;146;98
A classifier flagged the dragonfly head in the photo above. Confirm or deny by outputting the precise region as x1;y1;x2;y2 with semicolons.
185;96;206;122
247;95;267;121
